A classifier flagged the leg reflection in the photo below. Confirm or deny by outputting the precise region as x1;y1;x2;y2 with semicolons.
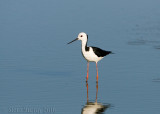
86;81;89;103
82;81;110;114
96;82;98;103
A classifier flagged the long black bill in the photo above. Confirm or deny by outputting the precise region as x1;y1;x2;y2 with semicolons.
67;38;78;44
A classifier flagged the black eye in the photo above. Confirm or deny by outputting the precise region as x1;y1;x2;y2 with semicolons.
80;35;83;37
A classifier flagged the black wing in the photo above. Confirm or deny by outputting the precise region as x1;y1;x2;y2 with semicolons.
92;47;112;57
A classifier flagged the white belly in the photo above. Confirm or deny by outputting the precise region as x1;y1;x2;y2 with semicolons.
82;47;103;63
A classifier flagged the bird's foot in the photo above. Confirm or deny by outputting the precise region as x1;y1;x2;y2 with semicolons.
86;74;89;82
86;77;88;82
96;80;98;83
96;75;98;83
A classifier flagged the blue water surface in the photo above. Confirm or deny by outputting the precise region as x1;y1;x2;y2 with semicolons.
0;0;160;114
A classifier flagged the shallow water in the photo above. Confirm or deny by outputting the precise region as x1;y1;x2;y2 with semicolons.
0;0;160;114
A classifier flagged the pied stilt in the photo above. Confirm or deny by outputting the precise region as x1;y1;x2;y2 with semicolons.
68;32;113;82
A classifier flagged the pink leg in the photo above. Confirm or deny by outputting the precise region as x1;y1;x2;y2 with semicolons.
86;62;89;82
96;63;99;82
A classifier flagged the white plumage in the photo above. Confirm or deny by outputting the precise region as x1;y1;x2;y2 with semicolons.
68;32;113;82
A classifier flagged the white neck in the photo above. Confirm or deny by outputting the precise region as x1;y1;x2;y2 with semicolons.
81;39;88;52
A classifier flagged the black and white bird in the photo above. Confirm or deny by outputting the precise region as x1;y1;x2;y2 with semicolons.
68;32;113;82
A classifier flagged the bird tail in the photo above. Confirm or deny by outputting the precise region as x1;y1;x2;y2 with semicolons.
108;51;114;54
110;52;115;54
105;51;114;56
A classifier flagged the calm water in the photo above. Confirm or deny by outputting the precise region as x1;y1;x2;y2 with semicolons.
0;0;160;114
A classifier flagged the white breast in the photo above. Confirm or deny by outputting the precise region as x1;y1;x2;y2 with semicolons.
82;47;103;62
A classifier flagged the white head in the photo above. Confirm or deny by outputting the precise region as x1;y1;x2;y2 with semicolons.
77;32;88;41
68;32;88;44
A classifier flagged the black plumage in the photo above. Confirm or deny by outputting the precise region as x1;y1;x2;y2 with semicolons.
92;47;112;57
85;46;90;51
68;32;113;82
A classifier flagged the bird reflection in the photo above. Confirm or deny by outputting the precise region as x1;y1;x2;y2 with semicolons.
81;82;110;114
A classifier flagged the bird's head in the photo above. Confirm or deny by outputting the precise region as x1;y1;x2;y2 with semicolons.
77;32;88;41
68;32;88;44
